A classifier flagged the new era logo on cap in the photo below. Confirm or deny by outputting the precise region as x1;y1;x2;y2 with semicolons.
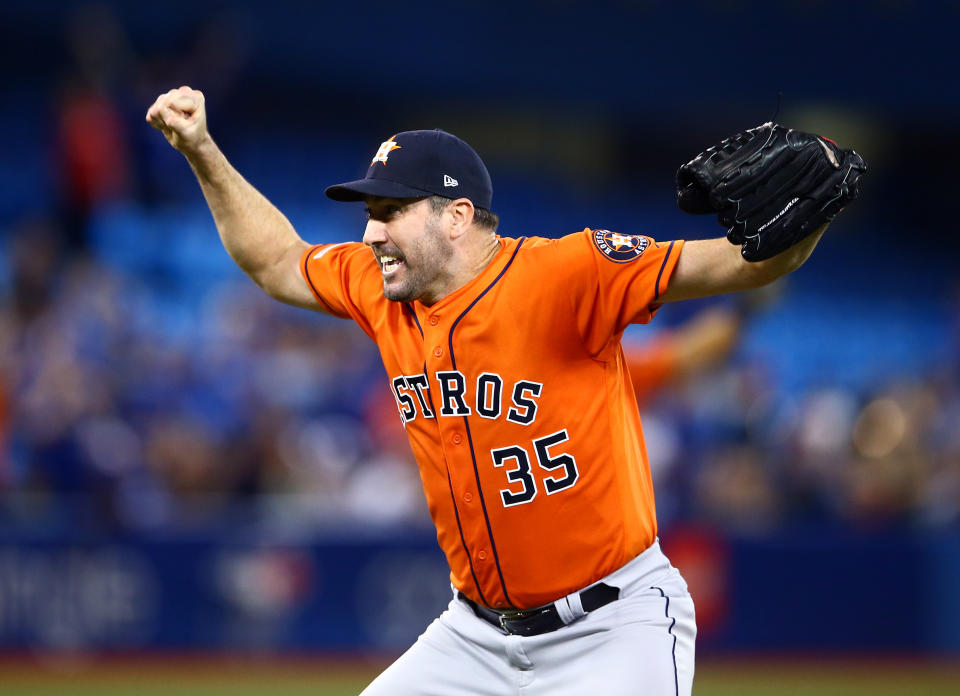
325;129;493;210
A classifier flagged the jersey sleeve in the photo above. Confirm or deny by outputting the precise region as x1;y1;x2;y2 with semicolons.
299;241;380;339
556;228;684;357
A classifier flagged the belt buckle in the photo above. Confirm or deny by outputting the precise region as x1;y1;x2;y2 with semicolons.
498;608;528;632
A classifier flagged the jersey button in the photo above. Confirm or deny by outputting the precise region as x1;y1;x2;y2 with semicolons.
432;346;443;358
452;432;463;445
463;491;473;503
478;550;487;561
429;315;439;326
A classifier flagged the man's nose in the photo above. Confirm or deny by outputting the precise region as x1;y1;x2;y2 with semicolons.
363;220;387;246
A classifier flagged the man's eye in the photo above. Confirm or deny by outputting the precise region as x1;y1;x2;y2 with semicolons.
365;204;402;220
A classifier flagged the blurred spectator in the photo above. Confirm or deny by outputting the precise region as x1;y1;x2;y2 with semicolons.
55;4;137;250
695;446;781;534
7;218;62;323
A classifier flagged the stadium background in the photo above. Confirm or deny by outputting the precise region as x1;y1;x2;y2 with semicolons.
1;0;958;693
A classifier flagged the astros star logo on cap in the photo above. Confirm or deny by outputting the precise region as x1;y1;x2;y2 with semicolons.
371;136;402;166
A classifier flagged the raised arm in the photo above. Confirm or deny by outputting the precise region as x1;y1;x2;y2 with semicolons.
145;86;318;309
658;223;826;303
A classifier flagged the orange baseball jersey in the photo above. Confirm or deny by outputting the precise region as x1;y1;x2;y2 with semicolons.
301;228;684;609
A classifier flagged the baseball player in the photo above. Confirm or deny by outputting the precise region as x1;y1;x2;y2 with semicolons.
626;282;784;408
626;306;742;409
146;86;864;695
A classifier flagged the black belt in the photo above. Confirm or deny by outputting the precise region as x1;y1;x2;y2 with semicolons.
458;583;620;636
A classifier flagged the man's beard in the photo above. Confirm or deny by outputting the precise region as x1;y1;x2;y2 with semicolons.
383;217;453;303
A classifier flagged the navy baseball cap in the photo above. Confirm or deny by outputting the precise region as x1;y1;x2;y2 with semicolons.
325;129;493;210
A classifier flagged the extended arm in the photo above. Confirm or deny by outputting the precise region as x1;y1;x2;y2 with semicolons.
145;86;318;309
658;223;826;303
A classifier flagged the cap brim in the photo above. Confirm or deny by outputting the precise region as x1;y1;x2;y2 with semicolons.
325;178;434;202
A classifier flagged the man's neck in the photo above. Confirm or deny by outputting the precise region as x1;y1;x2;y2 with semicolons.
421;232;502;306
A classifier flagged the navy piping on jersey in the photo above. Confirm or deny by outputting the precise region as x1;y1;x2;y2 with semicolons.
652;586;679;696
404;301;488;605
653;240;677;302
447;238;526;609
403;303;423;335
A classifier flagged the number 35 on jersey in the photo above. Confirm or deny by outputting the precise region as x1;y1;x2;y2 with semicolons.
390;369;580;508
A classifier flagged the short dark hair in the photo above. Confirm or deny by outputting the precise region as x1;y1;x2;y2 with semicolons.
428;195;499;233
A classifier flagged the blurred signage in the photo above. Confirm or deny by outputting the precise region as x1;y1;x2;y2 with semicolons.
0;532;955;654
0;546;157;648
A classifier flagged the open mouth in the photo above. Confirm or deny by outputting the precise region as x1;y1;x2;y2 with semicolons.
379;254;404;276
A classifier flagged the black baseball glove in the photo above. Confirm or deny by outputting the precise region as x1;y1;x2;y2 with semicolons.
676;122;866;261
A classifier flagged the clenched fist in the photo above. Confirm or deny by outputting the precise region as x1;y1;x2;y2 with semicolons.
145;86;209;154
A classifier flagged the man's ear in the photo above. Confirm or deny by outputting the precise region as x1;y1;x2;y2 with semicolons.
447;198;476;240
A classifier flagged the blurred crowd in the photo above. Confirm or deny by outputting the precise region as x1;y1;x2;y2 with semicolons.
0;2;957;537
2;211;958;535
3;3;432;533
641;336;960;534
0;217;429;532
